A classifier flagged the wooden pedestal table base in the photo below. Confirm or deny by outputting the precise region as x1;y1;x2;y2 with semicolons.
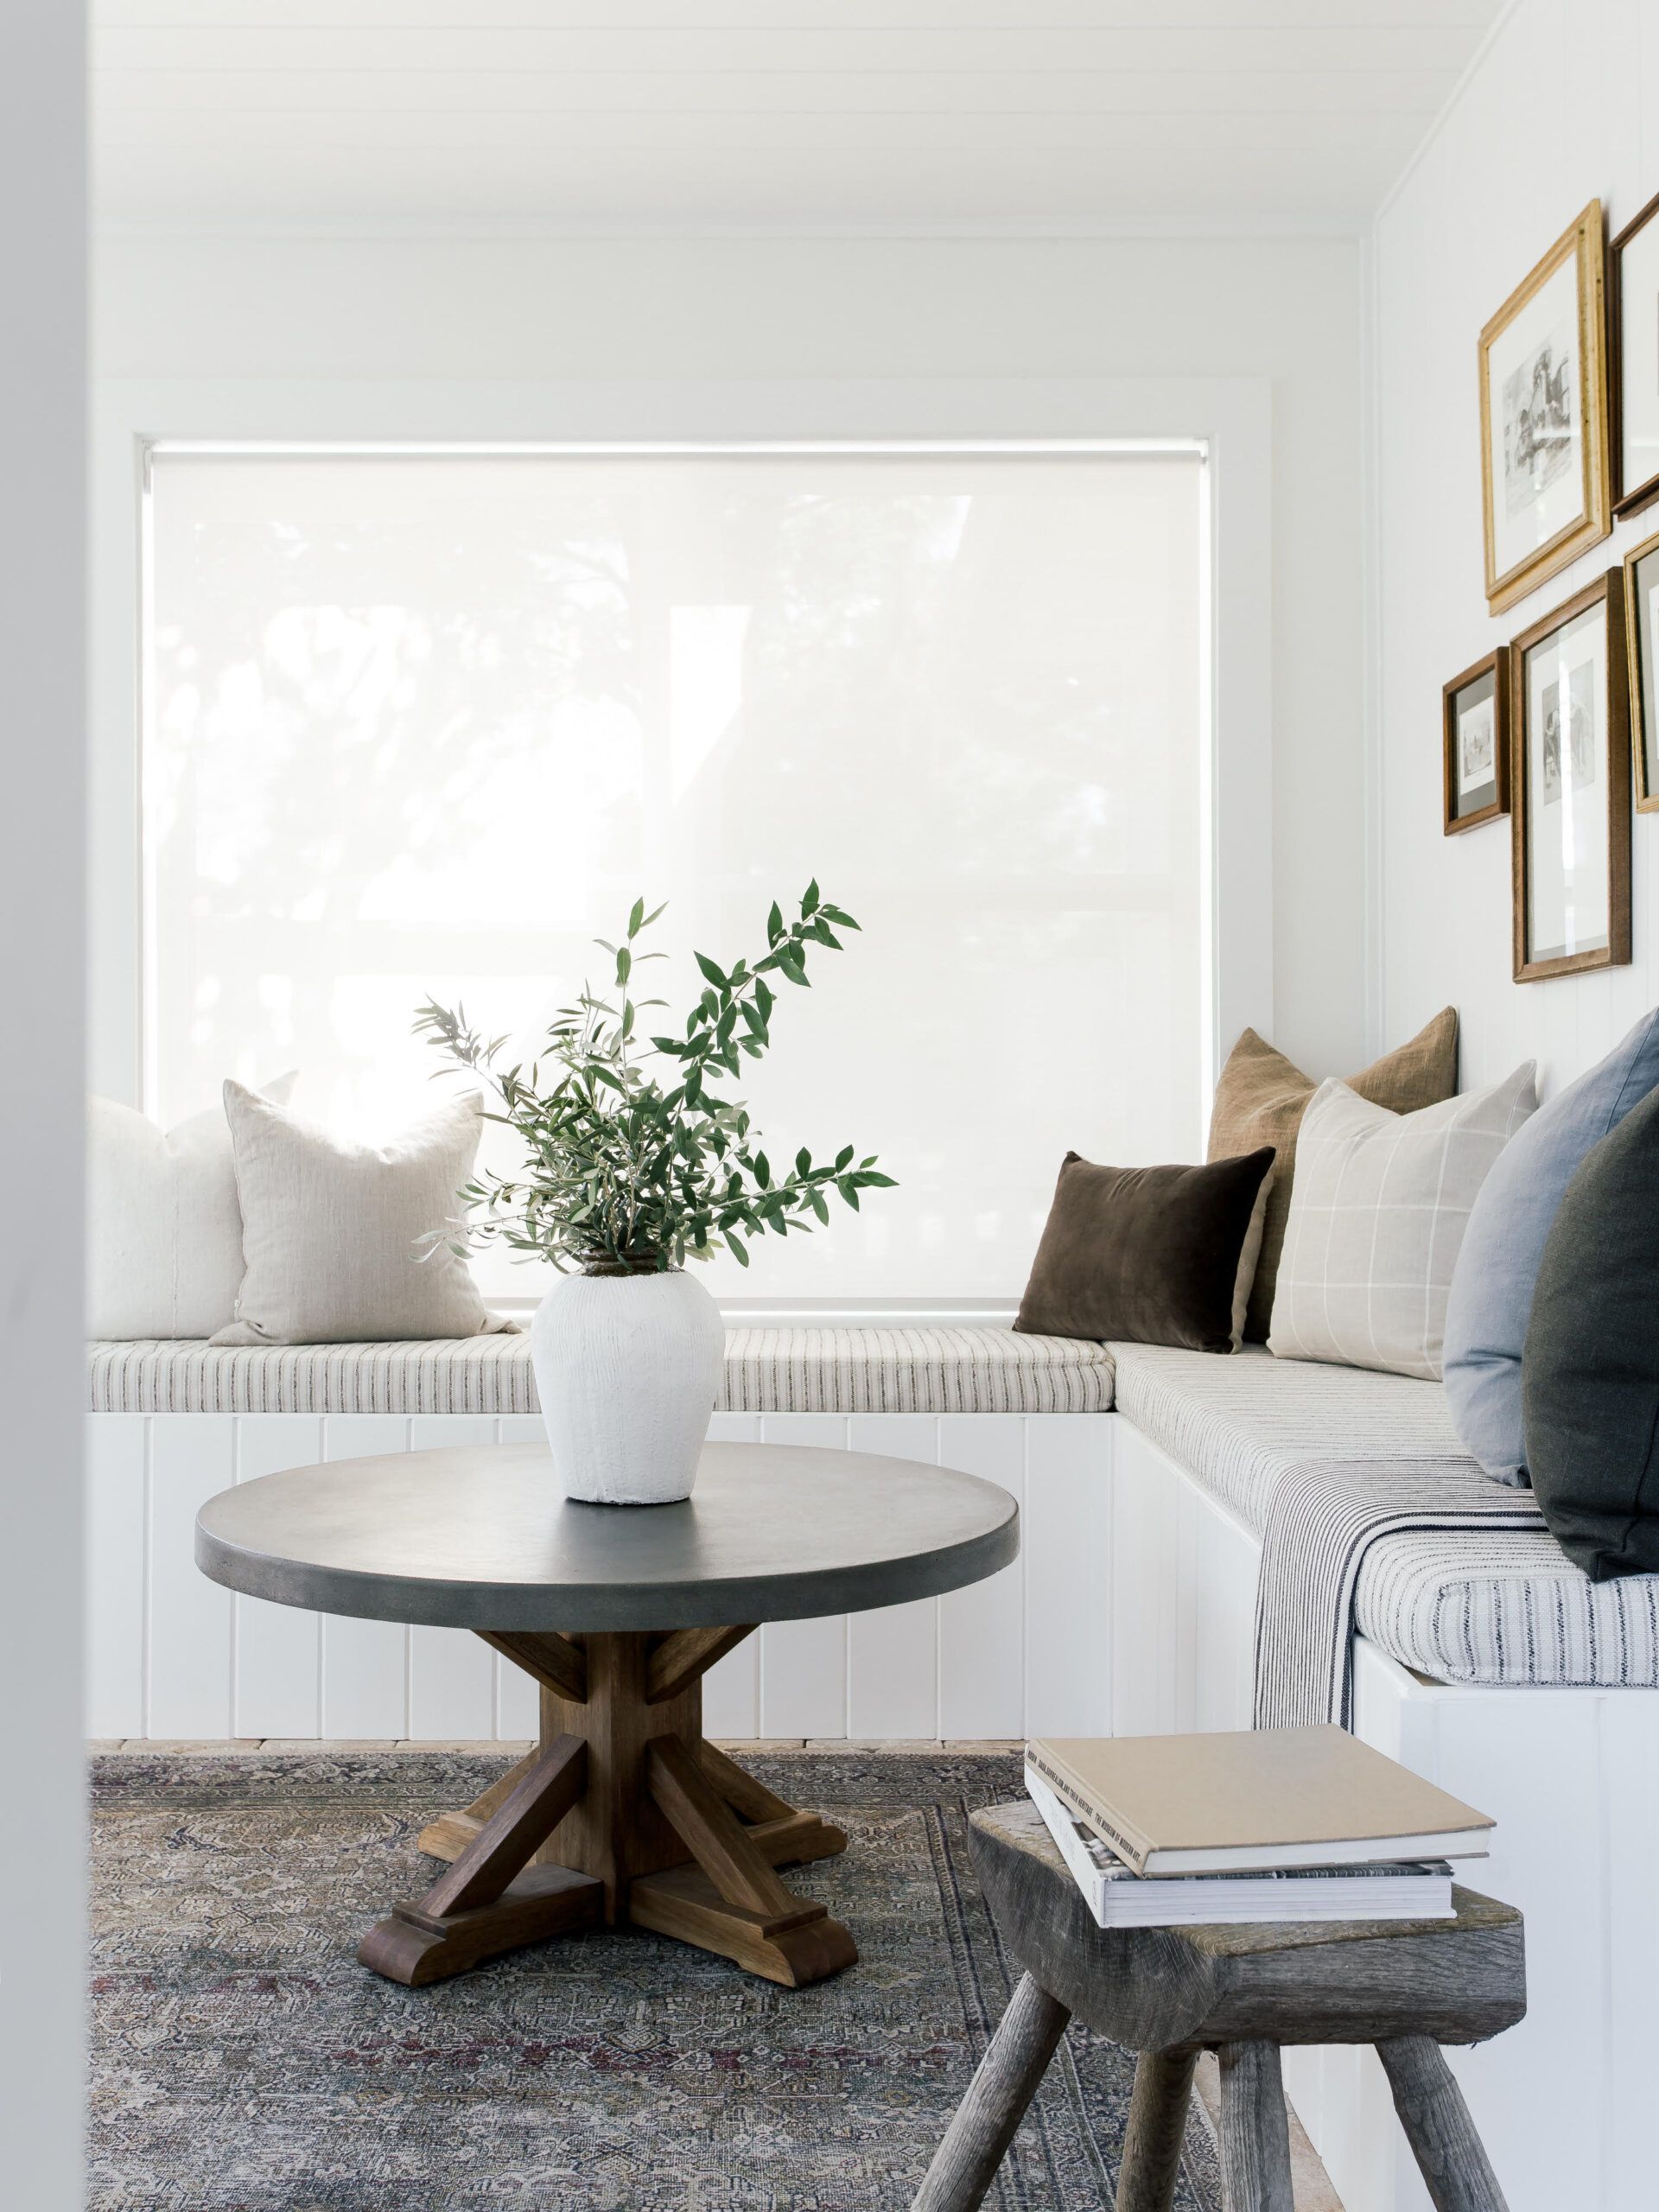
358;1626;855;1989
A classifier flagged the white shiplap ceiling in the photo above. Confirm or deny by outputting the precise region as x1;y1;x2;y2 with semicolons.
92;0;1508;237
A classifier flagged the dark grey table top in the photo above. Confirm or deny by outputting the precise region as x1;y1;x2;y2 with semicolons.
194;1440;1020;1630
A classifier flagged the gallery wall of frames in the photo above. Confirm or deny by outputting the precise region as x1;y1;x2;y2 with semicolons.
1444;194;1659;984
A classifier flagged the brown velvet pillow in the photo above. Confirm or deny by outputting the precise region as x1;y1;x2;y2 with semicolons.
1014;1147;1276;1352
1207;1007;1459;1343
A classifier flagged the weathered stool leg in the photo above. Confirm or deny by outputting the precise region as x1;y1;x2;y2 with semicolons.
1375;2037;1509;2212
1216;2041;1294;2212
911;1973;1071;2212
1115;2046;1198;2212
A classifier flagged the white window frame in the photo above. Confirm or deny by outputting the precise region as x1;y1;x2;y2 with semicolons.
92;375;1273;1320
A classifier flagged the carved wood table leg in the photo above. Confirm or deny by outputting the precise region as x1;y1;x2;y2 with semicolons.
910;1972;1072;2212
1375;2037;1510;2212
1115;2046;1198;2212
388;1624;857;1988
1216;2041;1295;2212
359;1732;600;1986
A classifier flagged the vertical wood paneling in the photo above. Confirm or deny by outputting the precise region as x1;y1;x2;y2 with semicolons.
147;1415;235;1738
492;1414;546;1735
1027;1415;1110;1737
847;1414;940;1738
701;1414;762;1737
756;1413;849;1738
406;1414;497;1738
233;1416;322;1738
937;1414;1024;1739
1599;1691;1659;2212
318;1415;410;1738
85;1416;147;1738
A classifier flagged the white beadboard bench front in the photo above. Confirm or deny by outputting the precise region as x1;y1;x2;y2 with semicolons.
85;1326;1117;1746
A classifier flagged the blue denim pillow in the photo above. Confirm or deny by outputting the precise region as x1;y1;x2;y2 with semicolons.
1443;1009;1659;1484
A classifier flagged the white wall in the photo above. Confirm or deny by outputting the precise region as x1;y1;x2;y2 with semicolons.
92;232;1368;1104
1375;0;1659;1096
2;6;86;2205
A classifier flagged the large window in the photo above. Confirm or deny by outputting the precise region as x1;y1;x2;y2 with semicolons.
144;447;1205;1306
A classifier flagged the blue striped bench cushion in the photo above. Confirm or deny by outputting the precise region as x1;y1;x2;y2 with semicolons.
86;1325;1116;1418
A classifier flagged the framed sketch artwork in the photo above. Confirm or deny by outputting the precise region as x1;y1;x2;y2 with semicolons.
1623;524;1659;810
1479;201;1611;613
1510;573;1631;982
1442;651;1509;834
1611;189;1659;517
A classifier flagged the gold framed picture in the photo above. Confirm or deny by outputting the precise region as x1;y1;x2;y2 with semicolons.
1510;571;1631;982
1479;202;1611;614
1442;650;1510;834
1622;523;1659;810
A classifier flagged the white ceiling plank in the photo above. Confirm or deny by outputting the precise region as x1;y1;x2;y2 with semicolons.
94;107;1426;158
93;24;1494;79
89;0;1503;29
93;67;1463;119
89;0;1503;235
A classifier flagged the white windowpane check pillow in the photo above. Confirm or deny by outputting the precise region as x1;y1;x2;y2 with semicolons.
1267;1064;1537;1382
86;1073;297;1339
212;1082;514;1346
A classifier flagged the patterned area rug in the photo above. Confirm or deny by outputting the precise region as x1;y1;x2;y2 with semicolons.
89;1750;1222;2211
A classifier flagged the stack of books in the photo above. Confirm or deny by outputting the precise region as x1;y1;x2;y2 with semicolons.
1023;1726;1493;1929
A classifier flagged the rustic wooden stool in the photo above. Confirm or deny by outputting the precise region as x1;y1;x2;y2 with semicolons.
913;1800;1525;2212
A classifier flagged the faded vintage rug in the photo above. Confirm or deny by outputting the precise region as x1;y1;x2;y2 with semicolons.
89;1750;1221;2211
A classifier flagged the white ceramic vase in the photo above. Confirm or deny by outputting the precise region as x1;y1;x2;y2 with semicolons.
530;1265;724;1505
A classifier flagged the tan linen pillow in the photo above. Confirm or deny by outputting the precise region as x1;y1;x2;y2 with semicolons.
1268;1065;1536;1381
213;1083;512;1345
1207;1007;1459;1342
86;1072;297;1339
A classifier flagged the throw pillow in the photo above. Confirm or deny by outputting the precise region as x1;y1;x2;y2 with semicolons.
1207;1008;1459;1343
1443;1009;1659;1486
86;1073;298;1339
1014;1147;1277;1353
1268;1063;1536;1382
213;1083;512;1346
1523;1085;1659;1580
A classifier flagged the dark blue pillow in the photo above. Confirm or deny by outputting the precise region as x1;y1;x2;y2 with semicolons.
1523;1084;1659;1580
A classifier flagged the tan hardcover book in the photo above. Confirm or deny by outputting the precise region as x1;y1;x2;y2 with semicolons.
1025;1726;1494;1877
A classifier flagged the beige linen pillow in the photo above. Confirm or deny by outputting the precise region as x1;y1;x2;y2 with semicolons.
87;1073;297;1339
1268;1064;1536;1382
1207;1008;1459;1343
213;1083;512;1345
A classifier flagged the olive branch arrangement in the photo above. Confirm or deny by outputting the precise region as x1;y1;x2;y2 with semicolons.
414;883;893;1274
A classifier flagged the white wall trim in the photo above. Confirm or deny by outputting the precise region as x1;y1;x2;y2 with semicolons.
1371;0;1525;228
91;372;1275;1113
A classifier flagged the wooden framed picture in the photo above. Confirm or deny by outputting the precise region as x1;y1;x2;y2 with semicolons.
1611;188;1659;517
1479;201;1611;614
1510;572;1631;982
1623;523;1659;809
1442;651;1510;833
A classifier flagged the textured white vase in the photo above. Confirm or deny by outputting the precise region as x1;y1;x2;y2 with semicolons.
530;1266;725;1505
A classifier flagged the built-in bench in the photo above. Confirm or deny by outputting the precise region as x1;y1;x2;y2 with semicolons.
83;1324;1659;2212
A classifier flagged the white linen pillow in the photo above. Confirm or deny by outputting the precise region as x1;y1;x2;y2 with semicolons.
1267;1065;1537;1382
213;1082;512;1346
86;1073;297;1339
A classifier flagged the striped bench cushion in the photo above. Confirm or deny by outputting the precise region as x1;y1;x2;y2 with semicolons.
1354;1529;1659;1690
86;1325;1116;1418
1108;1341;1469;1535
1108;1344;1659;1692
